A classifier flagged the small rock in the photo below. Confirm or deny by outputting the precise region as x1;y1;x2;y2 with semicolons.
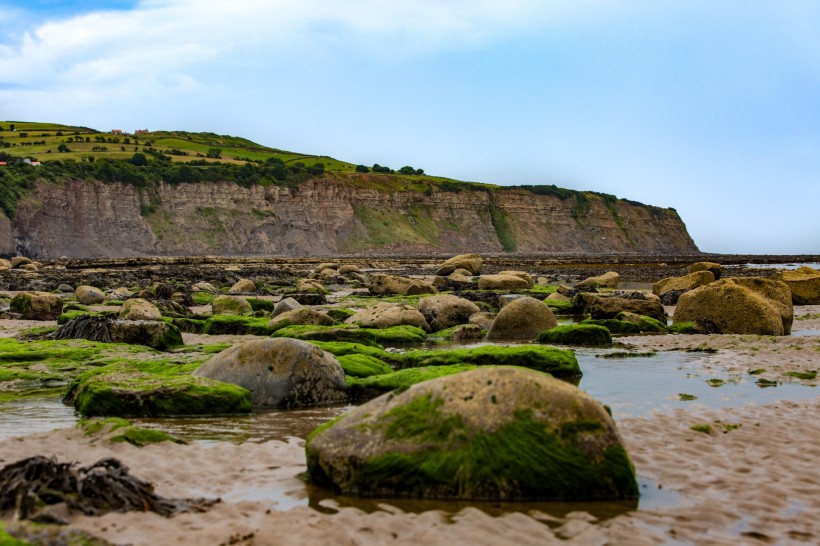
75;285;105;305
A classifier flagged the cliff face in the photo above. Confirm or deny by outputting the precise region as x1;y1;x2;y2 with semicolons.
6;174;698;258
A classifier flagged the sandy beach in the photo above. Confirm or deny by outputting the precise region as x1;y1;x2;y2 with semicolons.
2;306;817;545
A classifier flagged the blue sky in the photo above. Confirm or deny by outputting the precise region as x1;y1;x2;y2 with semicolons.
1;1;819;254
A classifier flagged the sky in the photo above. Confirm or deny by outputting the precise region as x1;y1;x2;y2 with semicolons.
1;1;819;254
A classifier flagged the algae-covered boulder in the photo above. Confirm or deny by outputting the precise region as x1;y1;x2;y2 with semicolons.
10;291;63;320
369;274;438;296
211;295;253;316
65;362;251;417
771;266;820;305
268;309;337;331
498;270;535;288
478;273;530;290
577;271;620;290
615;312;669;333
119;298;162;321
574;293;666;323
689;261;723;280
228;278;256;294
486;296;557;340
436;253;483;276
402;344;580;378
652;271;715;302
76;285;105;305
307;367;637;500
193;338;348;408
418;294;480;332
297;278;327;294
536;324;613;346
108;320;183;350
580;317;642;335
345;302;431;332
673;277;793;336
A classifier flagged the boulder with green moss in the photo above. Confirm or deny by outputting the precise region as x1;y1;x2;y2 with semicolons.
580;317;641;335
193;338;348;408
211;295;253;316
65;361;252;417
614;312;669;333
10;291;63;320
401;345;580;378
537;324;613;346
307;366;638;500
486;296;557;340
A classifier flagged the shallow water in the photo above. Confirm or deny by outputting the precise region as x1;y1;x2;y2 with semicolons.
2;347;816;442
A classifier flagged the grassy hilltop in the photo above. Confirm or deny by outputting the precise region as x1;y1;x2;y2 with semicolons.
0;120;455;179
0;120;687;257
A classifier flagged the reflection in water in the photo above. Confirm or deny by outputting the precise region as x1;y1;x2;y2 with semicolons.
304;481;639;523
0;395;77;440
130;405;354;444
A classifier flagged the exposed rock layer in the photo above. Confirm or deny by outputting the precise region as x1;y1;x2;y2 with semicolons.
5;174;698;258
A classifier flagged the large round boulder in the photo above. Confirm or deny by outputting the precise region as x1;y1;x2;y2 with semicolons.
477;274;531;291
689;261;723;280
574;292;666;323
418;294;480;332
486;296;557;340
771;266;820;305
228;278;256;294
436;254;483;276
673;277;793;335
345;302;431;332
119;298;162;321
268;309;337;331
193;338;347;408
369;274;438;296
10;291;63;320
652;271;715;301
75;285;105;305
307;366;638;500
577;271;620;290
211;295;253;316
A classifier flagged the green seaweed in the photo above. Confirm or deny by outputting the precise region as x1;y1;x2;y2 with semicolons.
346;365;480;401
401;345;580;378
246;297;276;313
338;353;394;378
580;318;641;335
596;351;656;359
691;424;713;434
536;324;612;347
202;315;274;336
272;324;379;346
785;370;817;380
678;393;697;401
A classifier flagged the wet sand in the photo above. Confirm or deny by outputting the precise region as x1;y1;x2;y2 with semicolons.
1;397;816;545
1;309;818;544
